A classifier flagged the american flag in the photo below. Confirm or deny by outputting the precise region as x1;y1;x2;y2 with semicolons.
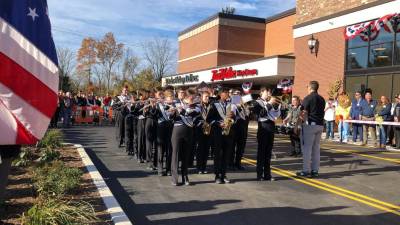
0;0;58;145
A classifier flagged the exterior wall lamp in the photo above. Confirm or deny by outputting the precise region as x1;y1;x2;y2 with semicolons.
308;34;318;55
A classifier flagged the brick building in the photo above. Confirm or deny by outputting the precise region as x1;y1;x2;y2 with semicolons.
162;9;296;93
293;0;400;100
163;0;400;100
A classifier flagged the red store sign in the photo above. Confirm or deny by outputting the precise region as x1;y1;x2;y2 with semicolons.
211;67;258;81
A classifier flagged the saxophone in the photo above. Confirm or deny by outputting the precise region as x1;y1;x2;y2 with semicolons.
202;122;211;135
201;104;211;135
222;104;234;136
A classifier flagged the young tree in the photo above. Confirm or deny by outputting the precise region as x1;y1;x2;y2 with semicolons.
96;32;124;94
56;47;75;91
132;68;161;91
122;48;140;82
76;37;97;86
142;37;175;82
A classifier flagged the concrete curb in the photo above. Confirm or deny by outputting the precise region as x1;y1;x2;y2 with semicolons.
73;143;132;225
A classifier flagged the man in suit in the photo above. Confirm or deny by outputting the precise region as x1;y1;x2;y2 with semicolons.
350;90;365;143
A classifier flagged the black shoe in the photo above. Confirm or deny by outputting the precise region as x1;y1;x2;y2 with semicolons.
215;176;222;184
296;171;311;178
264;176;275;181
256;177;264;181
236;165;245;170
147;166;157;171
311;170;319;178
184;176;191;186
289;151;296;156
223;177;231;184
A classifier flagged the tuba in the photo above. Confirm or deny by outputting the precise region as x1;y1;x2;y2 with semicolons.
222;104;234;136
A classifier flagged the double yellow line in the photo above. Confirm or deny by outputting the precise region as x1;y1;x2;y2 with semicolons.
321;144;400;164
273;137;400;164
242;157;400;216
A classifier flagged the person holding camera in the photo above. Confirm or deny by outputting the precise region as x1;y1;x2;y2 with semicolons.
283;96;302;157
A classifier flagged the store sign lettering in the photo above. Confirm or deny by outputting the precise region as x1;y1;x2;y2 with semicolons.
165;74;199;85
211;67;258;81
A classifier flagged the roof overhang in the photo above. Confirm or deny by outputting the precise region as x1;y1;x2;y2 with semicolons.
162;56;295;87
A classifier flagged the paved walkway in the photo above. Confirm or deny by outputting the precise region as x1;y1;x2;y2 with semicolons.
63;126;400;225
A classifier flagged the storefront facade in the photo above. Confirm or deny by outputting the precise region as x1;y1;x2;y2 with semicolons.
162;55;294;90
292;0;400;100
165;0;399;100
163;9;296;93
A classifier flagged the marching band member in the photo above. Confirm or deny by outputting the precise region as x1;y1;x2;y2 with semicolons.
125;94;137;155
196;91;213;174
251;87;280;181
231;90;249;170
114;86;130;147
170;88;200;186
156;90;174;176
207;87;237;184
144;88;162;170
135;89;149;163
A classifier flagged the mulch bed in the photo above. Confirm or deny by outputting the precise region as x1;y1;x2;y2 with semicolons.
0;146;113;225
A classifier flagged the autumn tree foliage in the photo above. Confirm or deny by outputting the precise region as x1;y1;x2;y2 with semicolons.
76;37;97;86
69;32;173;95
96;32;124;94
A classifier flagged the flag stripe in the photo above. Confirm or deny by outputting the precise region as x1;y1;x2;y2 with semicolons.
16;117;39;144
0;82;51;141
0;18;58;94
0;52;57;118
0;101;17;143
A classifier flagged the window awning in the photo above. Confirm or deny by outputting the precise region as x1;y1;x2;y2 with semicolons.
344;13;400;41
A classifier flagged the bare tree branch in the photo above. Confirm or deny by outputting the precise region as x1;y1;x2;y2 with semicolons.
142;37;175;82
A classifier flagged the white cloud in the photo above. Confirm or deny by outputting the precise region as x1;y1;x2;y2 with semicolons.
48;0;295;72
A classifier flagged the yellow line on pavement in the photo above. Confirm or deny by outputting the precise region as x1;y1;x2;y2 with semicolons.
272;137;400;164
241;158;400;216
323;148;400;164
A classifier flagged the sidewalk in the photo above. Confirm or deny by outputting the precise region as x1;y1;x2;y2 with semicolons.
248;121;399;152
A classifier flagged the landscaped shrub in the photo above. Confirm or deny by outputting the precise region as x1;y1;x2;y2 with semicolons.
21;198;98;225
38;148;61;163
32;161;82;197
12;148;34;167
37;129;64;150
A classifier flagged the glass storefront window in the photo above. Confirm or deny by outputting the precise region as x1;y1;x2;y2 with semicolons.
345;76;366;98
347;47;368;69
348;35;368;48
369;42;393;67
346;74;398;102
393;74;400;102
396;41;400;65
346;22;399;70
370;29;394;45
367;74;392;100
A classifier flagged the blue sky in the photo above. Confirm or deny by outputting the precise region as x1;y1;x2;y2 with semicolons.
48;0;295;66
